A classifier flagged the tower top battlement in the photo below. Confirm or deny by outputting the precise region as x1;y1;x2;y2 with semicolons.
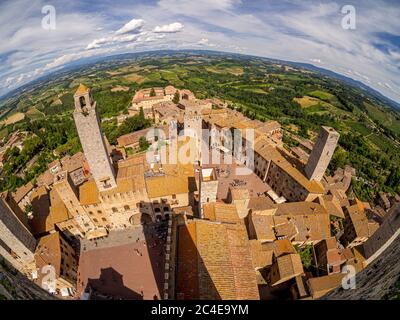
74;83;95;113
74;83;89;96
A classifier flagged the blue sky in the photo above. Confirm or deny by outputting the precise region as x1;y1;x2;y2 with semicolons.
1;0;399;102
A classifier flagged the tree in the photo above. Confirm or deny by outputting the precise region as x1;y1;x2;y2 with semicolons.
139;107;145;120
172;90;180;104
150;88;156;97
139;136;150;152
24;203;33;214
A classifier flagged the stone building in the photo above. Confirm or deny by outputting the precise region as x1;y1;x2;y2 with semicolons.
182;102;204;163
198;168;218;217
340;200;378;248
246;200;331;245
34;232;78;297
0;192;37;276
175;204;259;299
73;84;117;192
305;126;340;181
79;155;150;229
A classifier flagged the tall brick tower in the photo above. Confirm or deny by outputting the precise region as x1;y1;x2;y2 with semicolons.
73;84;117;191
305;126;340;181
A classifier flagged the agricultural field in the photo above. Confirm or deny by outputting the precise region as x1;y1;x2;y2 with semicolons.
294;96;321;108
0;52;399;198
308;90;335;101
0;111;25;125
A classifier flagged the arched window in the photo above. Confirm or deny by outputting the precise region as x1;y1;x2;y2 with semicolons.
79;96;86;108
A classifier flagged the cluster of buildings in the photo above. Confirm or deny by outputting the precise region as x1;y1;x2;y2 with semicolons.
0;83;397;299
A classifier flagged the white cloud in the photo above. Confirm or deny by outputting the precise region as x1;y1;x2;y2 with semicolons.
153;22;184;33
1;0;400;103
115;18;144;35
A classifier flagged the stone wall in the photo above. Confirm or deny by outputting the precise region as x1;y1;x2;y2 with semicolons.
305;126;339;181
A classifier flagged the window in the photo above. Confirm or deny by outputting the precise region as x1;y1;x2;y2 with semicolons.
155;208;161;213
112;207;118;213
79;96;86;108
89;211;93;215
97;210;102;214
163;207;169;212
102;217;107;222
172;194;176;200
124;205;130;211
93;218;98;223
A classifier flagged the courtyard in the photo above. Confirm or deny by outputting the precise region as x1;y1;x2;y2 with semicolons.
76;222;167;300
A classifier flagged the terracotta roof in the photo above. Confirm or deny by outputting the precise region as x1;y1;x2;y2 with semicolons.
248;197;274;211
256;120;281;135
230;188;250;201
250;202;331;243
272;239;297;257
13;181;34;203
249;240;274;269
176;219;259;300
30;187;70;235
202;202;241;223
165;85;177;95
132;87;166;103
117;126;169;147
271;253;304;285
79;179;100;205
145;162;196;198
250;213;276;241
273;202;328;216
49;189;70;223
315;195;344;218
37;170;54;187
273;221;298;240
75;83;89;96
61;152;86;173
35;232;62;280
48;159;61;169
307;273;345;299
346;204;371;238
254;137;324;194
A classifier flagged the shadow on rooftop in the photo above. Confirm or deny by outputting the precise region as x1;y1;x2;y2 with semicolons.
174;217;221;300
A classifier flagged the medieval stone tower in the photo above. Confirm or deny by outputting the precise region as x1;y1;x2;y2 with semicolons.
184;105;203;163
0;192;36;275
305;126;340;181
73;84;117;192
198;168;219;217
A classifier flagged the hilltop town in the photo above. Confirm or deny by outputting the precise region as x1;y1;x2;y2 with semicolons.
0;83;399;300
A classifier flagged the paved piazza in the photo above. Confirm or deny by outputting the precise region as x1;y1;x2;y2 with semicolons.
76;223;167;300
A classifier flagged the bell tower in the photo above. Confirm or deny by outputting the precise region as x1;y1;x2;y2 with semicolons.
73;84;117;191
